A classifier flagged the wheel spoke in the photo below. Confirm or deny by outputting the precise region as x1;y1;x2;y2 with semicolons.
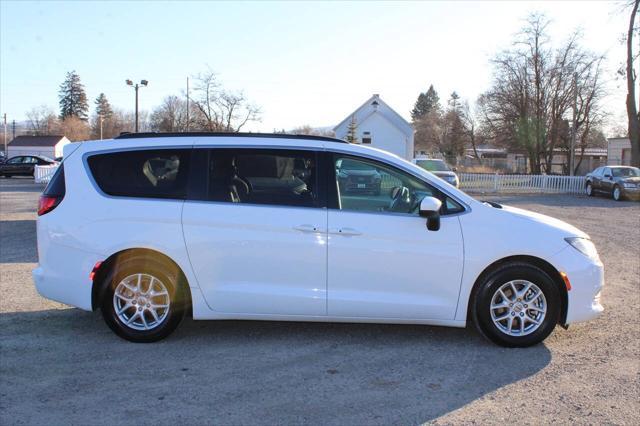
499;289;512;302
116;302;132;316
149;308;160;323
140;312;149;330
115;292;132;302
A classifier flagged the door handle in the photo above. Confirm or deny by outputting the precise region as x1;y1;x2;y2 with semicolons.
293;224;321;233
330;227;362;236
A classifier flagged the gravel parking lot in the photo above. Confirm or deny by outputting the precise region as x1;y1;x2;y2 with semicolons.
1;178;639;425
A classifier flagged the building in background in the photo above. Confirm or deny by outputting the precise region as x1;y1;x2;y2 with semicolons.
334;94;414;160
607;137;632;166
7;135;70;159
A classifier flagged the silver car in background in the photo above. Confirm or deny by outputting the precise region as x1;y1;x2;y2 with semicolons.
413;158;459;187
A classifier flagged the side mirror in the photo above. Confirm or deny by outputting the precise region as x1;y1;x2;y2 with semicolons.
419;196;442;231
452;167;458;172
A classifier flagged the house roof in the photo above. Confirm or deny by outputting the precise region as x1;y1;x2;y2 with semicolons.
9;135;66;147
334;94;413;135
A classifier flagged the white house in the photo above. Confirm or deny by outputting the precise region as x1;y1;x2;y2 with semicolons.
7;135;71;159
607;137;632;165
334;94;414;160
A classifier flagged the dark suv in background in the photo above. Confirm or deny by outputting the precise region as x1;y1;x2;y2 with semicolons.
586;166;640;201
336;158;382;195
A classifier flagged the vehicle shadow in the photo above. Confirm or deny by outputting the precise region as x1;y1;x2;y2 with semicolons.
0;220;37;263
0;308;552;425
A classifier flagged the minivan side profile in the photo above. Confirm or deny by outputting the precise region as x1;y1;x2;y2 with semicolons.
33;133;604;347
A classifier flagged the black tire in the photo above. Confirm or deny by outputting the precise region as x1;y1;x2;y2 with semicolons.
612;185;623;201
471;262;560;347
586;182;594;197
100;257;188;342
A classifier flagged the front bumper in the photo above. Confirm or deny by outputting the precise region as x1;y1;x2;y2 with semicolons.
551;245;604;324
621;186;640;199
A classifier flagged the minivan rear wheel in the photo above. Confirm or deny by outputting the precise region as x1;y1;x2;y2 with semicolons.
472;263;560;347
101;258;186;342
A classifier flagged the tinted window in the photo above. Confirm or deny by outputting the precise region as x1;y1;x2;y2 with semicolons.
7;157;22;164
88;149;190;199
43;164;65;197
204;149;319;208
333;155;463;215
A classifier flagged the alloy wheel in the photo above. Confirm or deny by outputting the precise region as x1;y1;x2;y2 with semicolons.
113;273;171;331
489;280;547;337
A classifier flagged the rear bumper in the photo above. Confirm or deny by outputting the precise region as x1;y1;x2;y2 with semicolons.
33;240;101;311
551;246;604;324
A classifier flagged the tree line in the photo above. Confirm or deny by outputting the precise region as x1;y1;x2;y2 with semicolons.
24;68;262;141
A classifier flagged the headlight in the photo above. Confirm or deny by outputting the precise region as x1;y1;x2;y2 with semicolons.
565;237;600;262
623;183;635;188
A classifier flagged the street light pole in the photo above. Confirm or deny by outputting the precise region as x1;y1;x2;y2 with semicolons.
99;115;104;140
126;79;148;133
3;114;7;156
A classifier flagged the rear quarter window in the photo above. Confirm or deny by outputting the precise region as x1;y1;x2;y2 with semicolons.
87;149;191;199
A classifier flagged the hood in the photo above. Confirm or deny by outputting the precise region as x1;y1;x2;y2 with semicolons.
496;203;589;239
618;176;640;183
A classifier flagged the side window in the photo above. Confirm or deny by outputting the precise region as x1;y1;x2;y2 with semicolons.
8;157;22;164
206;149;319;208
333;155;463;215
87;149;191;199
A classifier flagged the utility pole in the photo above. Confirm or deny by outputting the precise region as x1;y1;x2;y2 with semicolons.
3;114;7;156
11;120;16;139
186;76;190;132
99;115;104;140
126;79;148;133
570;72;578;176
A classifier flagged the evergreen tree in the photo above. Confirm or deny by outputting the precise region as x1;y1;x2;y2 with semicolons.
94;93;113;119
58;71;89;121
345;115;358;143
411;85;440;121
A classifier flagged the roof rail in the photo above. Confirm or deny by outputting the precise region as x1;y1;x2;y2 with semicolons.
115;131;348;144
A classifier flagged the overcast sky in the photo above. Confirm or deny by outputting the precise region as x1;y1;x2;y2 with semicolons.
0;1;631;133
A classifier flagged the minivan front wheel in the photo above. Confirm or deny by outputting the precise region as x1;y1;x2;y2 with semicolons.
101;259;186;342
472;263;560;347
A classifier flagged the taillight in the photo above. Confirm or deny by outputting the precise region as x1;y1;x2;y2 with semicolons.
37;195;62;216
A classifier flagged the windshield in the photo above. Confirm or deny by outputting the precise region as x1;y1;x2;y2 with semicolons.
611;167;640;178
416;159;451;172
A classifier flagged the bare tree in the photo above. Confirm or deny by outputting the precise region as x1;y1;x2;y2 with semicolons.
26;106;58;135
150;96;191;132
625;0;640;166
190;69;261;132
289;125;335;137
58;116;90;141
480;13;606;174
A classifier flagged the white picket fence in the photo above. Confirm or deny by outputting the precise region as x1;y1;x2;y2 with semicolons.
34;165;60;184
459;173;587;194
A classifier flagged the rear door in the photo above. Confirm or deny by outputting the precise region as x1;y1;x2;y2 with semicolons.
182;147;328;316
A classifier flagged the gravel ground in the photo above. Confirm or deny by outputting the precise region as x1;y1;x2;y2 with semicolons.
1;178;639;425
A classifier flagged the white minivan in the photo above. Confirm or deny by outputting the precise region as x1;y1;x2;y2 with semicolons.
33;133;604;347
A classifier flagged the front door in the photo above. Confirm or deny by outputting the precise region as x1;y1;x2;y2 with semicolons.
327;154;465;320
182;148;327;316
